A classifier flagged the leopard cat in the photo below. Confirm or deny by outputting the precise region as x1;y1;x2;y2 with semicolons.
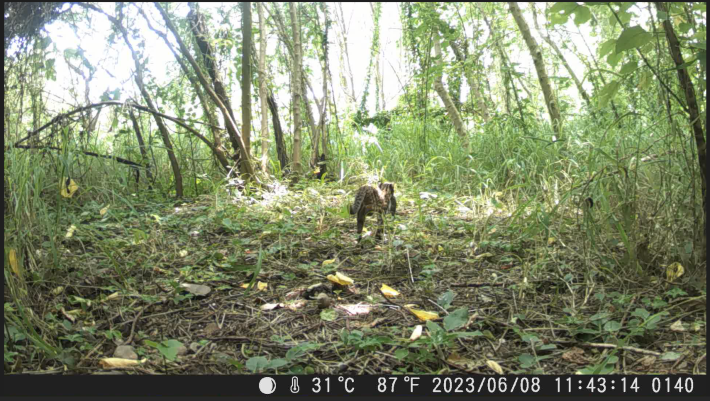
349;182;396;242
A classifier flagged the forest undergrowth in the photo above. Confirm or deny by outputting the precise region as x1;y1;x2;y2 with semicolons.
4;145;706;374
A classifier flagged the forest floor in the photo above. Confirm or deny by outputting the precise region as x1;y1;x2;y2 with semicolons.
8;179;706;375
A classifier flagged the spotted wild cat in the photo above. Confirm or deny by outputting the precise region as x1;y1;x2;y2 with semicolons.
349;182;396;242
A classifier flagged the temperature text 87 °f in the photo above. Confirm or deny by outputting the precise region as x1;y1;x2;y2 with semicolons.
312;377;355;393
377;377;422;393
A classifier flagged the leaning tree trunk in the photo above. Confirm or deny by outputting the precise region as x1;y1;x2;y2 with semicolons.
530;4;595;119
257;2;269;173
140;5;232;172
508;2;563;139
184;4;254;177
432;34;468;148
156;3;256;179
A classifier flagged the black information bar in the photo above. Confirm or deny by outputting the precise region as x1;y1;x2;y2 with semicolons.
4;375;705;396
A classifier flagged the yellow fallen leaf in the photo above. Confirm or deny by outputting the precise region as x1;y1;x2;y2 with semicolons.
179;250;188;257
486;360;504;374
322;258;337;266
380;284;400;298
666;262;684;282
327;272;354;286
548;237;556;246
240;281;268;292
410;325;423;341
408;308;439;322
60;177;79;198
100;205;110;216
8;249;20;276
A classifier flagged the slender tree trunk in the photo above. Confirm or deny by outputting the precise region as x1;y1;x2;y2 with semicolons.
508;2;562;139
241;2;252;155
267;93;289;173
448;39;490;123
289;2;303;175
530;4;595;119
432;34;468;149
335;2;357;106
655;2;706;256
320;2;331;159
128;108;154;184
257;3;269;173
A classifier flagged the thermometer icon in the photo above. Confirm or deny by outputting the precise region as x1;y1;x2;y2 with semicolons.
290;377;300;393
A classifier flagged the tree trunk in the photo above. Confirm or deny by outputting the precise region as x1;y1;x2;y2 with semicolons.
432;34;468;149
185;4;253;177
655;1;706;257
508;2;562;139
267;93;289;173
128;108;154;184
335;2;357;107
241;2;252;155
289;2;303;175
319;2;331;160
257;3;269;173
448;39;490;123
139;5;232;172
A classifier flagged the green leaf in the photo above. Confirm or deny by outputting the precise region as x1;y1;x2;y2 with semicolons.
638;71;653;90
678;23;692;34
598;39;617;58
550;12;569;26
426;320;446;344
519;353;536;368
149;339;183;361
630;308;650;320
606;51;623;67
550;2;577;14
656;10;668;21
603;320;622;332
246;356;269;372
617;10;632;24
573;6;591;25
320;308;337;322
437;290;455;309
661;352;682;361
394;348;409;359
443;308;468;331
267;358;288;369
615;26;653;54
620;61;638;75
